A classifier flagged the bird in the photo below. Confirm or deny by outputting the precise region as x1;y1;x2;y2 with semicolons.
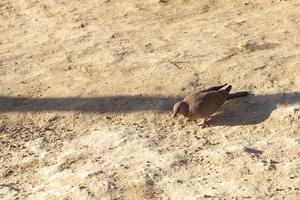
173;84;249;128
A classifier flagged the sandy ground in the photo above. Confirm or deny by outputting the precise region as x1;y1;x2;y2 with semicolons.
0;0;300;199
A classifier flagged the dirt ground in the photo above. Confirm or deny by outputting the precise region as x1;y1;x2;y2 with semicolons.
0;0;300;199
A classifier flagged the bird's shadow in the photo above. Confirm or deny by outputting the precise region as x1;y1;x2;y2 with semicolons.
211;92;300;126
0;92;299;126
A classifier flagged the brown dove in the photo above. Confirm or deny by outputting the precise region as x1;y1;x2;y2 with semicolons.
173;84;249;127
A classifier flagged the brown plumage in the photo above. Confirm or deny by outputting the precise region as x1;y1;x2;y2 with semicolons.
173;84;249;127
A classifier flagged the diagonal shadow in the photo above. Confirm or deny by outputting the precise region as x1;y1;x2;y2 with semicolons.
0;95;181;113
0;92;299;126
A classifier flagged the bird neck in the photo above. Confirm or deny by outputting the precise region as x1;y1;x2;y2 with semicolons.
180;102;190;117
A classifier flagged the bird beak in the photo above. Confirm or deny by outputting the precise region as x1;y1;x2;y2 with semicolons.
173;111;178;118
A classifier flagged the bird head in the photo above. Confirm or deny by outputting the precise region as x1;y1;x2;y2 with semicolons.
173;101;189;118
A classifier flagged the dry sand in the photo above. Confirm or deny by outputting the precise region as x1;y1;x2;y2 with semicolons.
0;0;300;199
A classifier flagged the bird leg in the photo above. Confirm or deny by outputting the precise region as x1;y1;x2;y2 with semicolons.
202;118;210;128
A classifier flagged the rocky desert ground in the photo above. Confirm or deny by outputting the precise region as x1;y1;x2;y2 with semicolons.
0;0;300;199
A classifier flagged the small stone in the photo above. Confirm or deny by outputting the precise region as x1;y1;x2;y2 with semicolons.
105;116;112;120
4;169;14;177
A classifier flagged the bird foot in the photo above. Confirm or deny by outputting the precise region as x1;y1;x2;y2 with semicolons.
201;123;210;128
201;119;210;128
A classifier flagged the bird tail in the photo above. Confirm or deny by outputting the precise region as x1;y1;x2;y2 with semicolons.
200;83;228;92
226;91;249;100
224;85;232;94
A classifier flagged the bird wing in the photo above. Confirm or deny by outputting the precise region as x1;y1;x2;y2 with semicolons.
187;90;228;118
